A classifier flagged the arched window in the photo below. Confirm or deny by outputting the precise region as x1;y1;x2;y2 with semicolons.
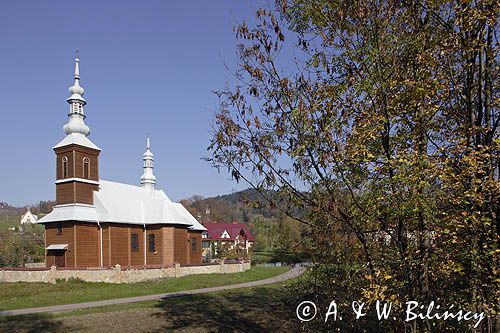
83;157;90;179
61;156;68;179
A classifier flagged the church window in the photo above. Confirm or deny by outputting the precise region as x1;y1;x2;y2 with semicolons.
61;156;68;178
131;234;139;252
83;157;90;178
148;234;156;252
191;237;197;252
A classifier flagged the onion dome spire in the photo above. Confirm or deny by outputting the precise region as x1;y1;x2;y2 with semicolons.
63;50;90;136
141;137;156;190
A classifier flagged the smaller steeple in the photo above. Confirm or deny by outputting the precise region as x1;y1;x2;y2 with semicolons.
141;137;156;190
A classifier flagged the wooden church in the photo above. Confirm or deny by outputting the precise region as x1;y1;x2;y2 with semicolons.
37;56;206;268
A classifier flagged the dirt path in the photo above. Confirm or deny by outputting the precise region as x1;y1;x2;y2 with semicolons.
0;266;305;316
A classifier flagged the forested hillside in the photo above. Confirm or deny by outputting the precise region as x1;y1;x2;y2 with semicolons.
181;189;308;262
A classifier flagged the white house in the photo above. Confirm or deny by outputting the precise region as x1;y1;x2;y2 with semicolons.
20;208;38;225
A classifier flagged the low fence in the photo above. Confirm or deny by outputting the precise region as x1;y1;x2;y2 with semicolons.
0;261;251;284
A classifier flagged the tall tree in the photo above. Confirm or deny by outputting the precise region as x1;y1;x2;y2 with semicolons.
208;1;498;331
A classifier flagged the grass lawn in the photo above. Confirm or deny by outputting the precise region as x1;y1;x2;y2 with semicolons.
0;215;21;231
251;251;274;264
0;274;303;333
0;266;289;311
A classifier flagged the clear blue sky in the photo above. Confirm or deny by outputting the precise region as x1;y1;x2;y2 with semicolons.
0;1;264;206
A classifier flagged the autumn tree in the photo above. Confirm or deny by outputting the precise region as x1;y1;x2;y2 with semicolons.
208;0;498;331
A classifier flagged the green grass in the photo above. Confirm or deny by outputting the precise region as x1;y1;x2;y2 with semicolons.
0;215;21;231
251;251;274;264
0;215;45;234
0;271;304;333
0;266;289;311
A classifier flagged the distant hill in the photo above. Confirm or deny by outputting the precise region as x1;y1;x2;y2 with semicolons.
0;188;299;227
180;188;282;224
0;201;55;217
0;201;54;233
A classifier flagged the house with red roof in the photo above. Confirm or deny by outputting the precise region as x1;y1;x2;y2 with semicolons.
202;222;254;259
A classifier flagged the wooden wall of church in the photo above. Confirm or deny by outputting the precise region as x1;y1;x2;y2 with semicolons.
56;182;74;205
45;222;75;267
45;222;205;268
174;227;188;265
55;153;74;179
74;183;99;205
161;226;175;265
109;224;130;266
55;182;98;205
55;144;100;181
189;231;202;265
102;224;110;266
130;225;144;266
146;225;162;265
75;223;99;267
74;150;99;181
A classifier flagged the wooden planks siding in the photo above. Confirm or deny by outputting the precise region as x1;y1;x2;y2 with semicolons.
55;153;74;179
161;226;175;265
146;225;162;265
130;225;144;266
56;182;98;205
174;227;188;265
102;224;110;266
74;150;99;181
75;223;99;267
109;225;130;266
55;144;100;181
45;222;75;267
45;222;203;268
75;182;99;204
54;144;100;205
189;231;202;265
56;182;75;205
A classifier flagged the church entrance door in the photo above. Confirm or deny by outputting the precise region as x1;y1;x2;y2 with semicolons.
54;250;66;267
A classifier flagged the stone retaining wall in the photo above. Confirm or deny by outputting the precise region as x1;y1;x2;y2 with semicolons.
0;261;251;284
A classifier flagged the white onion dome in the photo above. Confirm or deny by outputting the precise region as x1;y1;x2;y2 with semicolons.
63;118;90;135
143;149;154;159
69;81;85;96
141;173;156;182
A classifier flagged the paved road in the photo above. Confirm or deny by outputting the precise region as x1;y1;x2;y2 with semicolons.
0;266;305;316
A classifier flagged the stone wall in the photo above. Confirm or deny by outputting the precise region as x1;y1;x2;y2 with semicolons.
0;261;251;284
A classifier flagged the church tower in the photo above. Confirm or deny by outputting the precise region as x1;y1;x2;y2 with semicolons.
54;55;100;205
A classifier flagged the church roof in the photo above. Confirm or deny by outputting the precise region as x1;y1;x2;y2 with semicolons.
37;180;206;231
53;133;100;151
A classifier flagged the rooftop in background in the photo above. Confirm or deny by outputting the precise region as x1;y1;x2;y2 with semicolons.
203;222;254;242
